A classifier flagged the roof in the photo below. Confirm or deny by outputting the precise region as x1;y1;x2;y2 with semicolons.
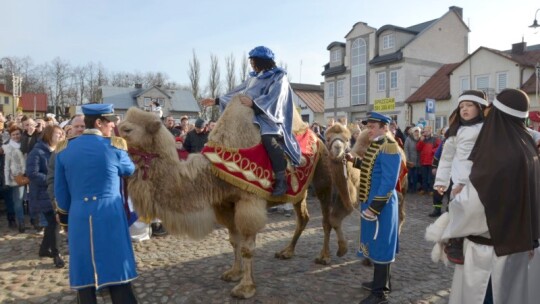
0;84;11;95
321;63;346;76
20;93;48;112
405;63;461;103
326;42;346;50
369;51;403;65
100;85;199;112
290;83;324;113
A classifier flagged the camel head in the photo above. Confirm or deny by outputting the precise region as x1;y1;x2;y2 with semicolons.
118;107;166;149
325;124;351;161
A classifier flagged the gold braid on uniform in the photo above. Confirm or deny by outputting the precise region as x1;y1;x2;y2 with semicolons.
358;140;383;202
55;136;78;153
111;136;128;151
379;136;399;154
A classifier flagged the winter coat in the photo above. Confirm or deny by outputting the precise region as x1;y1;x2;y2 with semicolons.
3;141;26;187
416;136;440;166
404;136;420;167
26;140;53;214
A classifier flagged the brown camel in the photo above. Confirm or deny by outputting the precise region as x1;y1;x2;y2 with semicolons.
118;96;350;299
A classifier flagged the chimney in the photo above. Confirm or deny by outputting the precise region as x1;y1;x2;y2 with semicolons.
449;6;463;19
134;83;142;89
511;42;527;55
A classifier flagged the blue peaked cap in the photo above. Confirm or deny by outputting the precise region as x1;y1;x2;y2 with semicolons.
248;46;275;60
81;104;118;122
362;112;392;125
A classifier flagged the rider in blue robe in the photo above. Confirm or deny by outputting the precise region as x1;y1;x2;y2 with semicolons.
201;46;300;196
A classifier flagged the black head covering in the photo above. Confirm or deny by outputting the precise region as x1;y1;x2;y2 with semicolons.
469;88;540;256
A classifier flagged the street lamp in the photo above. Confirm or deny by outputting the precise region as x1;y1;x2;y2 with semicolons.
530;9;540;29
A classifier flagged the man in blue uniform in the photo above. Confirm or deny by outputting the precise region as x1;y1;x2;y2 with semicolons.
346;112;401;304
55;104;138;304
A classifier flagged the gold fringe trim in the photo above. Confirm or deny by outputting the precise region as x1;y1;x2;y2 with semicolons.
207;141;322;204
379;139;399;154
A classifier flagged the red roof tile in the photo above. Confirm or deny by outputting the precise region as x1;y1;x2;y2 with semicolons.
20;93;48;112
0;84;11;95
405;63;460;103
291;83;324;113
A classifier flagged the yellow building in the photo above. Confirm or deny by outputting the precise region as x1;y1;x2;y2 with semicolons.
0;84;16;117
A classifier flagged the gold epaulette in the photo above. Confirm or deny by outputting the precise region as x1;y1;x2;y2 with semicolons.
111;136;128;151
379;137;399;154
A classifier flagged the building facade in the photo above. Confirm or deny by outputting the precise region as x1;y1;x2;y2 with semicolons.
322;6;469;128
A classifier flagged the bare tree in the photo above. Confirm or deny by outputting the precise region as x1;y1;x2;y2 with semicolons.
49;57;71;116
239;52;249;83
225;53;236;92
72;65;88;105
188;49;201;100
207;54;221;121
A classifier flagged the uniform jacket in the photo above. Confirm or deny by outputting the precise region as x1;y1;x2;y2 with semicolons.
353;136;401;263
55;130;136;290
25;140;54;214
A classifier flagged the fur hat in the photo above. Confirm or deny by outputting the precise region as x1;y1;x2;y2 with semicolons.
409;126;421;135
492;88;529;118
458;90;488;106
194;118;206;128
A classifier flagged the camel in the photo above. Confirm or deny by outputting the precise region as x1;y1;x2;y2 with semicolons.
324;124;407;238
118;96;351;299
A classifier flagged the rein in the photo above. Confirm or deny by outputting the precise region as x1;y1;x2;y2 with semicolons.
128;147;160;180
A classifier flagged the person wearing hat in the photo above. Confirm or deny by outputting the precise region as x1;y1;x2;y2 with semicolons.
404;126;422;194
54;104;138;303
428;89;540;303
431;90;488;218
183;117;209;153
200;46;300;196
345;112;401;304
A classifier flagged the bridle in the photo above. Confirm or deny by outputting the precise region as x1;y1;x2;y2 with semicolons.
128;147;160;180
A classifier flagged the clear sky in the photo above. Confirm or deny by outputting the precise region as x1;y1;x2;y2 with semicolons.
1;0;539;89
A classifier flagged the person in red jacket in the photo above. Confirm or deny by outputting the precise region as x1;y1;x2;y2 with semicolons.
416;125;440;195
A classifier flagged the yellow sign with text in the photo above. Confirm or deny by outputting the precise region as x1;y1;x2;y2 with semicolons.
373;98;395;112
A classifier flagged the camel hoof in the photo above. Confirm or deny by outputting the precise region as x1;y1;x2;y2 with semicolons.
221;269;243;282
314;256;331;265
336;240;348;257
231;283;256;299
275;249;294;260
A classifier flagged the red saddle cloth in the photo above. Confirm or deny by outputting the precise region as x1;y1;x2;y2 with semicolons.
201;129;320;202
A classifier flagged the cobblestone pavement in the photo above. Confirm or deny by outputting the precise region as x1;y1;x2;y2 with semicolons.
0;193;454;304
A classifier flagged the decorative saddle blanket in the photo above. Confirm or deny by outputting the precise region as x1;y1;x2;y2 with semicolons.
201;129;320;202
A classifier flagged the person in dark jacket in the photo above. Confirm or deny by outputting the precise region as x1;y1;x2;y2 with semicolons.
26;125;66;268
183;118;208;153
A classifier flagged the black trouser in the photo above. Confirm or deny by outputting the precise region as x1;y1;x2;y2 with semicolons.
372;263;391;298
77;283;138;304
40;210;60;255
261;135;286;173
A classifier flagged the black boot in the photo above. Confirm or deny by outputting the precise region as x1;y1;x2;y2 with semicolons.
7;214;16;229
18;221;25;233
54;254;65;268
272;171;288;196
428;207;442;217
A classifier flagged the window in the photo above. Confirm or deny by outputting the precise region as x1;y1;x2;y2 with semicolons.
435;115;448;131
351;38;367;105
390;70;398;90
383;34;395;50
460;77;470;92
377;72;386;92
337;80;344;98
475;75;489;91
4;96;8;105
331;49;342;63
496;72;507;92
327;82;335;98
143;97;152;107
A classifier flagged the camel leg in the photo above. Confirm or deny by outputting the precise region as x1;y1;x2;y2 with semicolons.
214;205;244;282
312;176;333;265
221;228;243;282
275;195;310;260
230;197;266;299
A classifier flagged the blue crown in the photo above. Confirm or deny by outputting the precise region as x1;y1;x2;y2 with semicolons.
248;46;275;60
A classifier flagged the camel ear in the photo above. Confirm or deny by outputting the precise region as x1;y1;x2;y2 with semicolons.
145;120;162;134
